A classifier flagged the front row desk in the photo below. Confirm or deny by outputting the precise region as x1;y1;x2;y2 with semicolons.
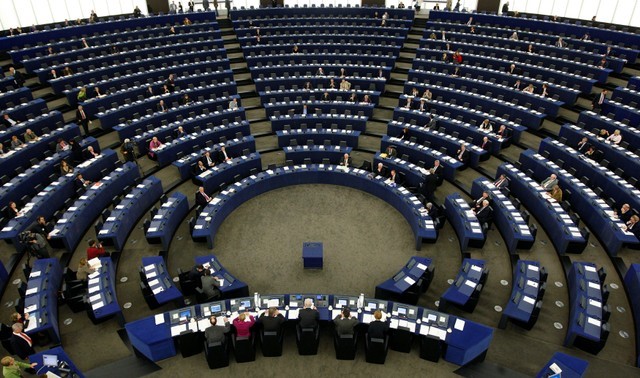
125;293;494;366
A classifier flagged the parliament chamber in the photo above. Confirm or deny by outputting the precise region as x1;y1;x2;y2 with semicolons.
0;1;639;377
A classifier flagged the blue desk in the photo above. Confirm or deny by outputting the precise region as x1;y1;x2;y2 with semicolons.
444;193;486;251
98;176;163;251
246;52;396;68
601;100;640;130
500;260;543;330
264;100;374;118
233;15;413;29
195;153;262;193
518;149;637;256
3;98;48;124
623;264;640;367
146;192;190;251
277;128;360;149
496;163;588;255
416;47;597;94
0;137;98;209
387;121;488;168
96;86;237;131
372;153;430;189
538;138;640;228
439;258;487;313
260;88;380;106
125;292;492;366
87;258;122;324
302;242;323;269
271;113;368;132
375;256;433;305
284;145;352;165
381;135;463;182
577;110;640;152
0;124;81;179
29;347;85;378
0;87;32;109
192;164;437;250
471;178;535;254
194;255;250;299
411;58;580;105
558;124;640;174
24;258;62;344
238;35;406;49
255;75;388;93
231;6;415;20
172;134;255;180
0;146;114;251
408;69;564;118
402;80;546;130
245;42;400;59
49;161;140;252
250;65;390;82
141;256;183;306
0;111;64;148
536;352;589;378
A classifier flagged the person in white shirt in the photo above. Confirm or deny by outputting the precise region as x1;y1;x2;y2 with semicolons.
509;31;518;41
228;98;238;110
606;129;622;145
479;119;493;132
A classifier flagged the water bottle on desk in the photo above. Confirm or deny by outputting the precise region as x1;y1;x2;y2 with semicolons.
357;293;364;310
254;292;260;311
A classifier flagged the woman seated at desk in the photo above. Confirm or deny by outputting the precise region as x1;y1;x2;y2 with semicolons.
60;159;74;175
5;201;19;219
148;137;163;161
233;312;256;337
549;185;563;202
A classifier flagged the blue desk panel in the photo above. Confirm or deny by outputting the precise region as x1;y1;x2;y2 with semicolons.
277;128;360;149
141;256;183;306
87;258;122;323
29;347;85;378
444;193;486;251
271;113;368;132
172;135;255;180
195;153;262;194
623;264;640;367
146;192;190;251
194;255;250;299
264;100;374;118
284;145;352;165
24;258;62;344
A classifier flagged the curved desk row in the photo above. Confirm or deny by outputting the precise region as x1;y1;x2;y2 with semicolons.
3;98;48;126
496;163;588;255
265;100;374;118
87;257;122;325
0;111;63;149
250;64;390;81
471;178;536;254
277;128;360;149
192;164;437;250
49;161;140;253
246;52;397;68
29;346;84;378
172;134;254;180
231;5;415;20
0;145;114;251
238;34;406;48
194;255;250;299
261;88;380;105
141;256;183;308
538;138;640;213
387;120;488;168
0;86;32;109
125;292;492;366
0;136;98;210
623;264;640;367
195;153;262;194
146;192;190;251
236;21;411;33
381;135;463;182
284;145;352;165
255;75;387;93
372;153;431;189
439;258;487;313
233;15;412;29
499;260;545;330
375;256;434;305
444;193;486;252
246;42;400;58
601;100;640;131
518;149;637;256
270;113;368;132
97;176;164;252
24;258;62;344
579;110;640;152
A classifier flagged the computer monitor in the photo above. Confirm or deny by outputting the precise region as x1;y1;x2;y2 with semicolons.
397;307;407;316
333;295;357;309
260;295;285;308
392;302;418;320
210;304;222;313
364;299;386;311
240;299;251;308
169;307;194;324
42;354;58;367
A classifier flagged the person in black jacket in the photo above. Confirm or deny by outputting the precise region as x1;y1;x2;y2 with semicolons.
195;186;212;207
10;323;34;360
9;67;25;87
259;307;285;332
298;298;320;329
367;310;389;339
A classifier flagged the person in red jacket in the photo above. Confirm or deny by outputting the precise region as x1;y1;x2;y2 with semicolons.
233;312;256;337
86;239;109;259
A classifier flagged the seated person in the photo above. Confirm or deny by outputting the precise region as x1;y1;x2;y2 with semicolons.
623;215;640;236
200;270;221;300
493;174;508;189
233;312;256;338
0;143;6;156
30;216;52;240
182;94;191;106
258;307;285;333
1;114;17;127
84;145;100;160
76;257;96;281
576;137;589;153
1;356;36;377
426;202;439;219
540;174;558;191
194;160;207;174
339;153;351;168
584;146;596;158
616;203;633;223
217;146;232;162
496;124;509;139
23;129;38;142
388;169;399;186
298;299;320;329
5;201;19;218
202;151;216;167
228;98;239;110
175;126;186;138
479;119;493;132
195;186;212;207
148;137;163;160
74;173;92;190
474;200;493;228
10;136;23;149
470;191;490;210
371;162;388;178
56;138;70;152
550;185;563;202
157;100;168;112
333;307;358;335
205;316;231;345
456;143;469;163
367;310;389;339
397;127;409;140
606;129;622;145
481;136;491;151
383;146;396;158
86;239;109;259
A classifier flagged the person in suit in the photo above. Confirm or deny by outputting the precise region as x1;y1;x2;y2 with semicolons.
10;323;35;360
367;310;388;339
202;151;216;167
74;173;91;190
0;143;6;157
258;307;285;333
591;89;607;112
506;63;520;75
493;174;508;190
8;67;25;87
145;86;154;98
550;185;563;202
1;355;36;376
576;137;589;153
5;201;19;219
2;114;17;127
200;270;221;300
188;264;205;283
421;171;438;202
75;105;90;135
540;174;558;191
480;136;491;152
432;160;444;186
495;124;509;139
157;100;168;113
188;1;194;11
48;69;58;80
62;66;73;76
195;160;207;174
388;169;399;186
470;191;490;210
217;146;231;162
84;146;100;160
23;129;38;142
371;162;388;178
298;298;319;329
134;5;142;17
182;94;191;106
148;137;163;160
30;216;52;241
9;136;23;149
339;153;352;168
195;186;212;207
233;312;255;337
333;307;358;335
456;143;469;164
616;203;633;223
205;316;231;345
224;0;231;18
175;126;186;138
624;215;640;237
166;74;176;92
474;200;493;229
426;202;439;219
384;146;397;158
121;138;135;162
